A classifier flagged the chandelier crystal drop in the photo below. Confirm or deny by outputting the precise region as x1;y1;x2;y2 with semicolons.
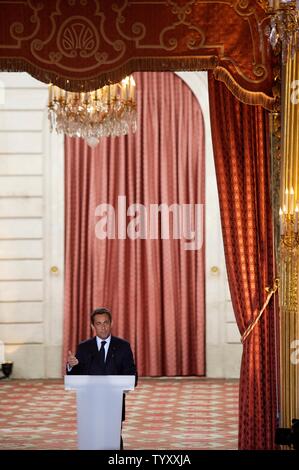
48;76;137;147
266;1;299;63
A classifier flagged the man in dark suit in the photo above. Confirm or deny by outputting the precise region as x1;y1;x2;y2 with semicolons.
67;307;137;448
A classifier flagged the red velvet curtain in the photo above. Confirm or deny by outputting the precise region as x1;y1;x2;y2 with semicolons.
208;74;278;449
64;72;205;376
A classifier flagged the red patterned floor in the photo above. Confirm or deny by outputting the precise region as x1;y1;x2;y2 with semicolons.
0;378;239;450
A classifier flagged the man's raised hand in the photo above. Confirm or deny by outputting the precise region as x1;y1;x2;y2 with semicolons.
67;350;79;367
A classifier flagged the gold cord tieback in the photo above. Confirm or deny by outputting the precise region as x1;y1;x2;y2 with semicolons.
241;278;279;344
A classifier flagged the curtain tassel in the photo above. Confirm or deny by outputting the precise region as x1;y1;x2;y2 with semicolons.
241;278;279;344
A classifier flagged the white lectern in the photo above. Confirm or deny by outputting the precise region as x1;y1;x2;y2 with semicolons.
64;375;135;450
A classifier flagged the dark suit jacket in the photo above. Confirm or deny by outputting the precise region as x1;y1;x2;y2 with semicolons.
67;335;137;420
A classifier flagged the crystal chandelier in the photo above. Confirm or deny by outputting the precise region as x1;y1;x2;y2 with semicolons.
266;1;299;63
48;76;137;147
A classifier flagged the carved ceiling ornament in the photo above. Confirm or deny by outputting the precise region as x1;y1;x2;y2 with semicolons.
0;0;276;109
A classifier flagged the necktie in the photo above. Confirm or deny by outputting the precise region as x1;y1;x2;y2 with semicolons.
99;340;107;367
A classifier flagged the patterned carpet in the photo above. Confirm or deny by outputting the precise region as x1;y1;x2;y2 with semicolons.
0;378;239;450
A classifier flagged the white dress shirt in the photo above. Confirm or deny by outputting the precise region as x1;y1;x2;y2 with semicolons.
96;335;111;361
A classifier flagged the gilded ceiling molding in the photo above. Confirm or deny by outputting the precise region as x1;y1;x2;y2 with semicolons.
0;0;276;109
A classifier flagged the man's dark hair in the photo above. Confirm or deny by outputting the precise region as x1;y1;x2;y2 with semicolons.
90;307;112;324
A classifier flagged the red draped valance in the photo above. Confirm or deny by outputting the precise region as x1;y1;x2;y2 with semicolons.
0;0;276;109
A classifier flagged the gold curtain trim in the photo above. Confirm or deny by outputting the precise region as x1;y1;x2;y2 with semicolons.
241;278;279;344
0;57;275;109
213;66;276;111
0;56;219;92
